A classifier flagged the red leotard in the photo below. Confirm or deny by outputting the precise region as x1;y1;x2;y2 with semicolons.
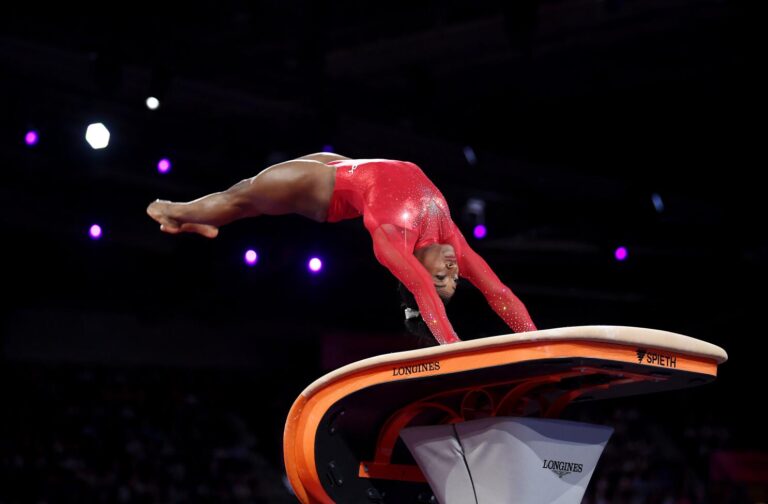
326;159;536;344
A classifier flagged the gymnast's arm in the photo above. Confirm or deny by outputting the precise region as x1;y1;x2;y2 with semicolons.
369;224;461;345
448;225;537;333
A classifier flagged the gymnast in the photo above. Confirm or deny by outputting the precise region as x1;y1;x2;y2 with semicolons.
147;153;536;345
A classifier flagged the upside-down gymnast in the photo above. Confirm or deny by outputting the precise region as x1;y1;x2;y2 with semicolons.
146;152;536;345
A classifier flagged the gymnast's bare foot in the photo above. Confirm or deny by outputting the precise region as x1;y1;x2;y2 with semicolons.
147;200;219;238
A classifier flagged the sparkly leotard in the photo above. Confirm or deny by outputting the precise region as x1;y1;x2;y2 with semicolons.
326;159;536;344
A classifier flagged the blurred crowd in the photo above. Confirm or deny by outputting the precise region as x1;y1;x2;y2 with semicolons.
0;365;295;504
579;406;745;504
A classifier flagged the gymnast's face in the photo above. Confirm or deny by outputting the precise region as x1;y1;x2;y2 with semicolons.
414;244;459;301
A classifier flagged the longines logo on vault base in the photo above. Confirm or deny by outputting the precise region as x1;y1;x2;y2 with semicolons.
542;459;584;478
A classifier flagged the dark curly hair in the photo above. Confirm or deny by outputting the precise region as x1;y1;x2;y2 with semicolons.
397;282;454;348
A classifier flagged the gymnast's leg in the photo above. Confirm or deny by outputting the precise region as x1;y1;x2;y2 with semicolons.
146;155;344;238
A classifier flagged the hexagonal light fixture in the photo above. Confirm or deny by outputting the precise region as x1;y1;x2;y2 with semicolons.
85;123;110;150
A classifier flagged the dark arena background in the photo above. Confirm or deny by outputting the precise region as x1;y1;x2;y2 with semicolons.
1;1;765;502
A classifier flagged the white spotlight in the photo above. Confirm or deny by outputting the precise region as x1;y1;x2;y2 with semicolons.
146;97;160;110
85;123;110;150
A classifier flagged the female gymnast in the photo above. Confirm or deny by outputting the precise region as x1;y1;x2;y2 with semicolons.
146;152;536;345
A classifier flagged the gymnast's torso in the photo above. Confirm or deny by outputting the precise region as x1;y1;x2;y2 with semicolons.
325;159;457;251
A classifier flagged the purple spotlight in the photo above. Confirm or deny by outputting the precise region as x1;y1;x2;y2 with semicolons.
25;130;39;146
322;144;334;153
157;158;171;174
615;246;628;261
473;224;487;239
89;224;102;240
308;257;323;273
244;249;258;266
